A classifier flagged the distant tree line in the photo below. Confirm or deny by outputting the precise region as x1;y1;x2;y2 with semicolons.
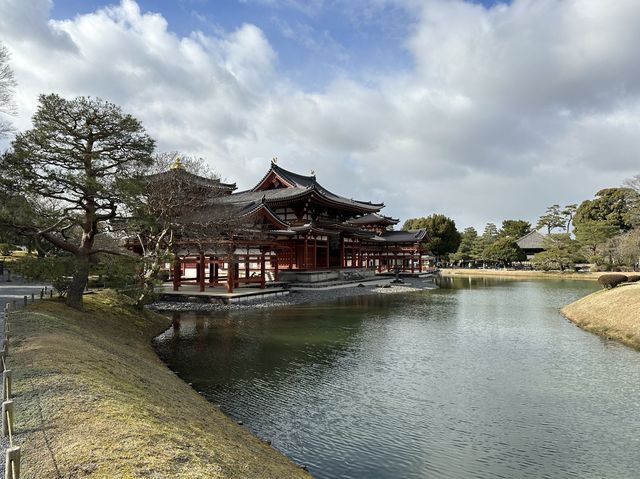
403;184;640;273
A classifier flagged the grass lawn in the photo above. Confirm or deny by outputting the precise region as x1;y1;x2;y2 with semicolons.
8;290;310;478
561;283;640;350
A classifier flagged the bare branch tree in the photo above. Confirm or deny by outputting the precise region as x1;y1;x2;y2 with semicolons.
123;153;245;308
0;43;17;138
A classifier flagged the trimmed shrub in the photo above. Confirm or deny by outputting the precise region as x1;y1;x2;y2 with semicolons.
598;274;628;289
626;275;640;283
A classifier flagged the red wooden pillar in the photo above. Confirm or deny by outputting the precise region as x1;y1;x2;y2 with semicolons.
226;256;234;293
274;253;280;281
325;239;329;268
358;241;363;268
260;252;266;289
245;254;250;279
199;252;206;292
312;237;317;270
303;237;309;269
172;258;181;291
209;256;214;285
339;236;345;268
418;254;422;272
214;262;219;285
289;244;293;269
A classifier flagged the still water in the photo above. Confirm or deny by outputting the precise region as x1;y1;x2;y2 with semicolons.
154;277;640;479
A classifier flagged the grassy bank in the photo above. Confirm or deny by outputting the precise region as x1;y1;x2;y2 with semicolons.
561;283;640;350
440;268;606;281
9;290;311;478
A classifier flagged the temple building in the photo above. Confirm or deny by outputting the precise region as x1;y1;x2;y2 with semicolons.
147;159;432;292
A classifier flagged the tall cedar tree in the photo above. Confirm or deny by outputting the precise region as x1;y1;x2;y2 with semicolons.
0;94;154;309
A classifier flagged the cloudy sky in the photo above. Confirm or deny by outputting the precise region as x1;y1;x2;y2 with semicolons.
1;0;639;230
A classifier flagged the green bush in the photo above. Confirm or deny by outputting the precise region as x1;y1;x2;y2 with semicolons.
597;274;628;289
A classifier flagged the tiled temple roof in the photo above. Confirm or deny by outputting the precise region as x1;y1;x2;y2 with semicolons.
516;230;546;250
145;167;237;192
348;213;399;226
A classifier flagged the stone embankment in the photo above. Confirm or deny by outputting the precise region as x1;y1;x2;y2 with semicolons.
561;283;640;350
150;278;437;312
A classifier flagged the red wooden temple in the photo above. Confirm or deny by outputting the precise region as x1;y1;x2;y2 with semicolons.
147;159;432;293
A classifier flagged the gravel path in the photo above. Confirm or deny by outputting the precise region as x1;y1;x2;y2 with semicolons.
149;277;438;313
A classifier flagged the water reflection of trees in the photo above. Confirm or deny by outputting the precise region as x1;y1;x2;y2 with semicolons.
155;302;373;391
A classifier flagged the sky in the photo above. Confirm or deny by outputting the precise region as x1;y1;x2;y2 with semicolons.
1;0;639;231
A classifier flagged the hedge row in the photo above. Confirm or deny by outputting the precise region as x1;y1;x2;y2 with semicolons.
598;274;629;289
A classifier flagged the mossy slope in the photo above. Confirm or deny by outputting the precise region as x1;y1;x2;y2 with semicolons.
561;283;640;350
9;291;310;478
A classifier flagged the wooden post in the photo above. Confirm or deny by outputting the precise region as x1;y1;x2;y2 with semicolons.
411;253;415;273
4;446;20;479
260;253;266;289
245;254;250;279
172;259;181;291
274;254;279;281
199;252;206;292
209;256;214;285
418;254;422;272
214;262;219;286
339;236;345;268
2;370;11;402
2;400;13;437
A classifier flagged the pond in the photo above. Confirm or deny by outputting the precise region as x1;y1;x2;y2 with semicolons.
154;277;640;479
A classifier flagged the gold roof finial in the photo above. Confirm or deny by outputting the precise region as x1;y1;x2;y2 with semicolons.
171;155;184;170
310;169;315;176
271;156;278;165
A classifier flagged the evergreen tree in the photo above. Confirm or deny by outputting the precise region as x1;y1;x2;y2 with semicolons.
451;226;478;263
0;94;155;310
403;214;461;261
499;220;532;239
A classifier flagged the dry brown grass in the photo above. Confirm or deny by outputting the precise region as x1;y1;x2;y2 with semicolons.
8;290;311;478
440;268;606;281
561;283;640;350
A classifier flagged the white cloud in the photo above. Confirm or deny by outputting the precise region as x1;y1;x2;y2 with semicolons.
1;0;640;229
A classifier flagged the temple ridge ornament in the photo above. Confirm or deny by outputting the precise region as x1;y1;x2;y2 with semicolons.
271;157;278;165
171;156;184;170
310;169;315;176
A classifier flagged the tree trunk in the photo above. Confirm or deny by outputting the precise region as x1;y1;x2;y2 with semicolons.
135;262;161;310
66;255;90;310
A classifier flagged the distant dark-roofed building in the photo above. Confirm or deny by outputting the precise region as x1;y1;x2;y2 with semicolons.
516;230;546;259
